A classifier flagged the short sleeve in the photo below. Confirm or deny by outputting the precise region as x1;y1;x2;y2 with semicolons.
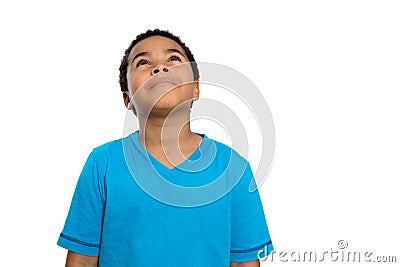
230;163;274;262
57;151;106;256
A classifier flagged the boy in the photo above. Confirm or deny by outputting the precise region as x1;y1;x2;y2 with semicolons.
57;29;273;266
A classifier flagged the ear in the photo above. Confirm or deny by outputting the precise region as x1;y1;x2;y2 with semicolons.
192;81;200;101
123;92;134;110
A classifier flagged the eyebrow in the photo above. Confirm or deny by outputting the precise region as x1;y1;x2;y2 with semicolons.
130;48;187;65
131;51;149;64
165;48;186;58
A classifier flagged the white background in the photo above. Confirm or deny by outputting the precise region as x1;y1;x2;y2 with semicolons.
0;0;399;266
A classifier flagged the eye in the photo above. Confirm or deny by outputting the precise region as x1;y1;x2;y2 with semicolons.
168;55;182;62
136;59;149;67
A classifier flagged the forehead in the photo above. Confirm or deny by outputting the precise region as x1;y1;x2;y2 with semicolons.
128;35;187;60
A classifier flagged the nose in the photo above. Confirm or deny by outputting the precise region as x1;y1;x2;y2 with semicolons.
152;66;169;75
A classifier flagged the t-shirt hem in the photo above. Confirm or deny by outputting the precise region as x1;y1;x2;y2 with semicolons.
230;240;273;262
57;233;100;257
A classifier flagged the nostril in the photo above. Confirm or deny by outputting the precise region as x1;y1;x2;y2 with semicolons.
153;69;160;74
162;68;169;72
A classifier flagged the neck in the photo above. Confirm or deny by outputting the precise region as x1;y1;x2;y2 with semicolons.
136;110;203;169
137;111;194;150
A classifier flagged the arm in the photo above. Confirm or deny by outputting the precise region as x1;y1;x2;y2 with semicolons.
65;251;98;267
58;152;105;266
230;162;272;265
230;260;260;267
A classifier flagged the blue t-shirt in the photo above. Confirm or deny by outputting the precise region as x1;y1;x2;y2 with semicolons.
57;131;273;266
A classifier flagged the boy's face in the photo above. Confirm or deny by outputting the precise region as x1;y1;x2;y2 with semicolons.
124;36;199;116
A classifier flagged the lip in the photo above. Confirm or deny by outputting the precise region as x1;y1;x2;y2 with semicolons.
150;77;176;89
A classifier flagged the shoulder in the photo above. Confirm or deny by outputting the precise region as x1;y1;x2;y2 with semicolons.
203;135;251;175
81;137;128;177
92;138;122;154
88;137;124;164
206;136;250;165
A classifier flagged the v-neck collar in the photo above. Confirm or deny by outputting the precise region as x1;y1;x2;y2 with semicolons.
129;130;209;178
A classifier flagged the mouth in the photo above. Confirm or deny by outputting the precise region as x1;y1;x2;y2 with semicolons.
150;77;177;89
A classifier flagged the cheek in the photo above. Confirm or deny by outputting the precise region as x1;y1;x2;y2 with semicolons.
171;63;194;84
128;71;149;93
174;84;196;99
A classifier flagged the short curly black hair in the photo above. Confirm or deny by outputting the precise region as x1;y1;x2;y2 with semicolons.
119;29;200;92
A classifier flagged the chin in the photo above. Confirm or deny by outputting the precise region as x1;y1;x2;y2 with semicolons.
151;102;190;115
155;97;189;109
